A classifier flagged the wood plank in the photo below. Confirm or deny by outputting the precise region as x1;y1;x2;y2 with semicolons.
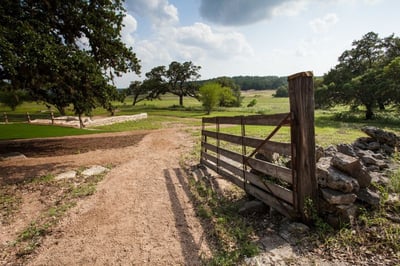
202;142;292;184
245;171;293;204
202;130;291;156
202;117;217;123
202;113;290;126
245;183;298;218
200;159;244;189
288;71;317;223
245;138;291;156
246;157;293;184
202;152;243;178
243;113;291;126
202;152;293;204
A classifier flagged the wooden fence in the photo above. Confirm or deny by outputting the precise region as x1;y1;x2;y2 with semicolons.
200;71;317;222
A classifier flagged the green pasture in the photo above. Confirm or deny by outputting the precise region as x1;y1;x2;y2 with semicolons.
1;90;399;146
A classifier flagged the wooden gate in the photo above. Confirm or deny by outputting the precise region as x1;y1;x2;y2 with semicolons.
200;72;317;222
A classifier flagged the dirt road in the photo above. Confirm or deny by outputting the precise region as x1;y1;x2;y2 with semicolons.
1;128;210;265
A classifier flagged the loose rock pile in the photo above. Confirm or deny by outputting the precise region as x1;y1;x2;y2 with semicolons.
316;126;399;227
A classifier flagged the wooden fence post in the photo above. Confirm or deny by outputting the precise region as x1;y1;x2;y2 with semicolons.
50;111;54;124
288;71;317;223
27;112;31;123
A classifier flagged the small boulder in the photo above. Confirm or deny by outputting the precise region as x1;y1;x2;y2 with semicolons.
55;170;77;180
331;152;371;188
324;145;337;157
238;200;269;215
321;188;357;205
317;157;360;193
367;141;381;151
315;145;325;162
337;143;357;157
82;165;109;177
0;152;27;161
356;188;380;207
361;126;398;147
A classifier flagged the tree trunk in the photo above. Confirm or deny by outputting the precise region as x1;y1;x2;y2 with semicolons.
179;95;183;106
133;95;139;106
56;106;66;116
78;113;85;128
365;104;374;120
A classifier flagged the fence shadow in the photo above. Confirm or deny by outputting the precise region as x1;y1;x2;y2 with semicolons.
163;168;208;265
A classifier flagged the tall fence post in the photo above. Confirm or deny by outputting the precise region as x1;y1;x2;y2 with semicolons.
288;71;317;223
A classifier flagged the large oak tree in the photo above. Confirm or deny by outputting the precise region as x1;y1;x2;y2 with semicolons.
0;0;140;126
318;32;400;119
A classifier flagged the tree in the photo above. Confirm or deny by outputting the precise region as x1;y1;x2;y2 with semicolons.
166;61;201;106
126;81;148;106
138;61;201;106
0;0;141;124
321;32;400;119
142;66;169;100
214;77;242;107
384;56;400;105
273;85;288;97
0;89;29;111
199;82;222;114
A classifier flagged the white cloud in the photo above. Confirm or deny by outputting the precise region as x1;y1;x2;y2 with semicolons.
125;0;178;27
272;0;310;17
121;14;137;46
309;13;339;33
175;23;254;58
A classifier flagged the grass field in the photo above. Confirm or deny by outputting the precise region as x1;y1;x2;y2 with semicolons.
1;90;399;146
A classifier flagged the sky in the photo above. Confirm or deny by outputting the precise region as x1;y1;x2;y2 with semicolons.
115;0;400;88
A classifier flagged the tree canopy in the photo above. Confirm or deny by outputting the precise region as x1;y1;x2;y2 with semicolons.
231;76;287;90
0;0;140;126
134;61;201;106
317;32;400;119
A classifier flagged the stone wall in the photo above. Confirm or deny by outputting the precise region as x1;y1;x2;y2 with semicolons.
316;126;399;227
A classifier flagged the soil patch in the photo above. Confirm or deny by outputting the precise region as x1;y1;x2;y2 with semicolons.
0;128;211;265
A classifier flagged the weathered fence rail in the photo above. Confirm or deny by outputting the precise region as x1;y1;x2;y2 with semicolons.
200;71;317;222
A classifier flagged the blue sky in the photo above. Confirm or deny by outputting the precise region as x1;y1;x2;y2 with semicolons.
116;0;400;87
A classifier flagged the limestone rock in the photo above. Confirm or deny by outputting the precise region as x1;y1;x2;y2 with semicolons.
320;188;357;205
324;145;337;157
238;200;269;215
382;144;395;155
337;143;357;157
0;152;27;161
315;145;324;162
317;157;359;193
82;165;109;177
331;152;371;188
367;141;381;151
55;170;77;180
356;188;380;207
361;126;398;147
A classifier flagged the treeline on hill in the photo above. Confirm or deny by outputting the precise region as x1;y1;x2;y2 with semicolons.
199;76;287;91
125;70;288;109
